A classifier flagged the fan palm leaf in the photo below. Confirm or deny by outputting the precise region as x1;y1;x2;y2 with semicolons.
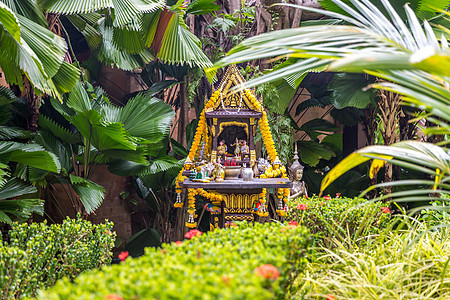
69;175;105;214
40;0;165;27
0;2;79;99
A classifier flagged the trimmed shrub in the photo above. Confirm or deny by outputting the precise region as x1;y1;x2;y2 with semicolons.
39;222;311;300
286;195;391;247
0;218;115;299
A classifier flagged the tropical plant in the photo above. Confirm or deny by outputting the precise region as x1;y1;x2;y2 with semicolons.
0;87;61;223
286;195;391;248
209;0;450;206
37;81;175;216
294;216;450;299
40;0;214;72
0;0;79;100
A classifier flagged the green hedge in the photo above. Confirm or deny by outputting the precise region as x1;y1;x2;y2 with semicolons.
286;195;391;248
0;218;115;299
39;222;311;300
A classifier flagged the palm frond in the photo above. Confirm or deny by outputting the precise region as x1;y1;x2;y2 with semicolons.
0;126;32;140
69;175;105;214
117;94;175;143
157;13;212;68
0;177;37;200
39;114;80;144
320;141;450;195
0;1;21;41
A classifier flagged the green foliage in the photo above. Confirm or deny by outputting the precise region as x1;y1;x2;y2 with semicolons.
39;222;311;299
294;217;450;299
0;218;115;299
328;73;376;109
286;195;391;248
419;194;450;229
0;1;79;99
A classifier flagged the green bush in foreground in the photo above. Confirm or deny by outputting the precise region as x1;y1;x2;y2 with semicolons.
0;218;115;299
39;222;311;300
286;195;391;248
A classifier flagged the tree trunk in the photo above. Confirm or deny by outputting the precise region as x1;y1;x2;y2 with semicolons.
177;81;189;148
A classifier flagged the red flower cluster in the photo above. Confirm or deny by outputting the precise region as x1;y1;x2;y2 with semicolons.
297;204;308;211
118;251;129;261
326;295;335;300
335;193;341;198
184;229;203;239
324;195;331;200
174;241;183;246
382;207;391;214
288;220;298;226
254;264;280;279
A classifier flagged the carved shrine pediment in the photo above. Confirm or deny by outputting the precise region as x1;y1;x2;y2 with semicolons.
206;65;263;113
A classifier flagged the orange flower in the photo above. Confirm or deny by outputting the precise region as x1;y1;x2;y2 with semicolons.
174;241;183;246
324;195;331;200
184;229;203;239
105;295;124;300
221;275;231;286
288;220;298;226
335;193;341;198
254;264;280;279
118;251;129;261
382;207;391;214
325;295;335;300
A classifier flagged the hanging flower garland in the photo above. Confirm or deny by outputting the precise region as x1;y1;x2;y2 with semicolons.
256;188;269;217
185;188;225;228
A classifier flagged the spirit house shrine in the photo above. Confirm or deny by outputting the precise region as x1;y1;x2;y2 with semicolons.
175;65;292;230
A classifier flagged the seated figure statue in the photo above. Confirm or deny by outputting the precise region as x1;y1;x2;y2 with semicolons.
288;149;307;199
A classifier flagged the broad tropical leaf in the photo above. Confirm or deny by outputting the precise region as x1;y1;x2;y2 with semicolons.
0;141;61;173
0;3;79;99
156;13;212;68
297;140;336;167
0;177;43;223
328;73;376;109
298;119;341;140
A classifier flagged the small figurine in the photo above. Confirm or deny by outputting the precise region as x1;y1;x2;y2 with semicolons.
241;140;249;157
212;162;225;182
182;156;194;176
288;147;307;199
217;140;227;160
231;138;241;158
257;158;270;175
272;156;283;178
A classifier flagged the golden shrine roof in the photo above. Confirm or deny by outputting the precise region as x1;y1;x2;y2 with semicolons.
206;65;263;113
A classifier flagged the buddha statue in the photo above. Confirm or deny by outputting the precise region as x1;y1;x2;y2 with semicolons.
288;148;307;199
